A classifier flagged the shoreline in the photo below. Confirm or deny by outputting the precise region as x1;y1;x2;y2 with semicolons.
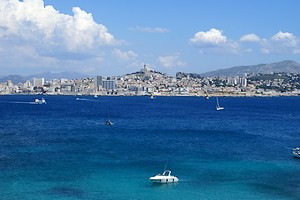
1;93;299;97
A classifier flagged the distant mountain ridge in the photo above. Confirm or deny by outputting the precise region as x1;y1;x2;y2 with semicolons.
200;60;300;77
0;71;88;84
2;60;300;84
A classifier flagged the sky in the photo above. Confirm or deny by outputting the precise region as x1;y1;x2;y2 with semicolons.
0;0;300;76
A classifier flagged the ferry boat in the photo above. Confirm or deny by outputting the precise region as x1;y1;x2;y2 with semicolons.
149;170;179;183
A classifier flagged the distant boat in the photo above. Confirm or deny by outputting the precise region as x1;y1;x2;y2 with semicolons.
149;170;179;183
94;95;98;98
293;147;300;158
105;115;113;126
149;162;179;183
105;120;113;126
216;97;224;111
205;92;209;100
150;94;155;99
34;98;46;104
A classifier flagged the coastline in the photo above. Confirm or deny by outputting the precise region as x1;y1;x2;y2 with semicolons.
1;92;299;97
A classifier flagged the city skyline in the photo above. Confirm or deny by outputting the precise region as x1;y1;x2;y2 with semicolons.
1;0;300;76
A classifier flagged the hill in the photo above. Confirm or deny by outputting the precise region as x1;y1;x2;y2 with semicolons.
0;71;88;84
200;60;300;77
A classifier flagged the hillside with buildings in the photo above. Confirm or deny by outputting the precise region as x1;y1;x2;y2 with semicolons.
1;62;300;97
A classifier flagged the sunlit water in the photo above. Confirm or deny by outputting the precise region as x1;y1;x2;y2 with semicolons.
1;95;300;200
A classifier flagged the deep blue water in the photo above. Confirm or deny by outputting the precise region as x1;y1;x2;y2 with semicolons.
0;95;300;200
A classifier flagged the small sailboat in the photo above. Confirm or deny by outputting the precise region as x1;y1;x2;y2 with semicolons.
149;163;179;183
205;93;209;100
205;91;209;100
216;97;224;111
105;115;113;126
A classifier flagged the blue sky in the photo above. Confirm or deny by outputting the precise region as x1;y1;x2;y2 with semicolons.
1;0;300;76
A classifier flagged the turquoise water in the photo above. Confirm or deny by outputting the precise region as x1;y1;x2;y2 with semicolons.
0;95;300;199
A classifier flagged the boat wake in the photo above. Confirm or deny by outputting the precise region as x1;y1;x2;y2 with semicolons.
76;98;98;102
10;101;35;104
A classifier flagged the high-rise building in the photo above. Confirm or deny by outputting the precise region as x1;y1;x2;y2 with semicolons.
7;80;13;87
94;76;103;87
102;79;116;91
227;77;247;87
24;80;32;88
94;76;116;91
94;76;103;91
33;77;44;87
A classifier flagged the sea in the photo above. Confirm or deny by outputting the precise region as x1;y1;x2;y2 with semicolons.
0;95;300;200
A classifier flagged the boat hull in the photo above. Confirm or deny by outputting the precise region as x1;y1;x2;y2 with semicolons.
216;107;224;111
293;151;300;158
149;176;179;183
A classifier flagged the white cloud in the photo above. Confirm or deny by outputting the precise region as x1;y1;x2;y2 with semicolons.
158;55;185;69
112;49;138;60
271;31;296;42
190;29;300;55
131;25;169;33
262;31;300;54
0;0;117;55
240;33;261;42
190;28;227;45
190;28;239;54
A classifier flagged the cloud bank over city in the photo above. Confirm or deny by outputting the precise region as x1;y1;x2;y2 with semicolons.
0;0;299;76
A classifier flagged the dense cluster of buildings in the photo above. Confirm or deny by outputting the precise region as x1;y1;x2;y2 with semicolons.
1;65;300;96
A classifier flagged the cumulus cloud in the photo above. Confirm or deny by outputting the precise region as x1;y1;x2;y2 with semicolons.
131;25;169;33
112;49;138;60
190;28;239;53
271;31;296;41
240;33;261;42
190;28;227;45
158;55;185;69
261;31;300;54
190;29;300;55
0;0;117;56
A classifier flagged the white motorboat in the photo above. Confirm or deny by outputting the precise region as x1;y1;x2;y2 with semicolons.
149;170;179;183
293;151;300;158
293;147;300;158
34;98;46;104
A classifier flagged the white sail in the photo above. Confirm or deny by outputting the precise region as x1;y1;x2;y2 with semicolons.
216;97;224;110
